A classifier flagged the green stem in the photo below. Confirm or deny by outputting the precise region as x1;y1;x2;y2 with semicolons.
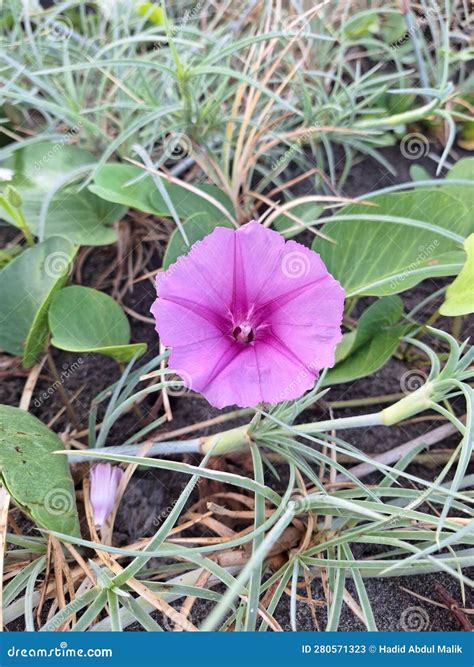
68;384;440;464
380;382;434;426
355;96;441;129
200;425;251;455
328;393;404;409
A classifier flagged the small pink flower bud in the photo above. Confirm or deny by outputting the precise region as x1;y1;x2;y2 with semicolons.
89;463;124;529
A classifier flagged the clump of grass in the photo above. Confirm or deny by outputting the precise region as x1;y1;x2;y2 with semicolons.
3;329;471;631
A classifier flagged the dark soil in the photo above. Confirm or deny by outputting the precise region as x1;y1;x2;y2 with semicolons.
1;144;472;632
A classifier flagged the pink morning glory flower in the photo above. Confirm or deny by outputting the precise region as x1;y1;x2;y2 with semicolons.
89;463;124;529
151;221;344;408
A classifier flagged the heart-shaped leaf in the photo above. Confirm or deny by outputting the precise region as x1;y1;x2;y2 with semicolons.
313;188;472;297
0;405;80;536
0;236;77;367
324;296;410;385
0;143;126;245
89;163;234;223
49;286;147;362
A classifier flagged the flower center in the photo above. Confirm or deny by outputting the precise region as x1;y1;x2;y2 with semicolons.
232;323;254;344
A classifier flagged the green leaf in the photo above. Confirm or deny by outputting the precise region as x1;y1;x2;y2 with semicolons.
342;13;379;39
440;234;474;316
313;189;472;297
49;286;146;362
163;212;234;269
0;245;22;269
0;405;80;536
89;163;234;222
409;165;430;182
0;143;125;245
0;236;77;367
379;13;408;44
443;157;474;220
324;296;409;385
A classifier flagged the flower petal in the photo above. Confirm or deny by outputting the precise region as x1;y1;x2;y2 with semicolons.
167;335;237;398
203;339;317;408
268;276;345;370
157;226;236;318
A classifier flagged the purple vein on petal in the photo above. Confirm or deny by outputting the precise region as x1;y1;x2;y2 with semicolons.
254;275;329;321
231;232;247;317
265;331;318;376
159;295;230;332
200;342;245;392
250;243;285;307
171;332;226;348
253;345;264;404
186;255;233;314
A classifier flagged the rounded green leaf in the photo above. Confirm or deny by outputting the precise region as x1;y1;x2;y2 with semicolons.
324;296;410;385
89;163;234;222
0;236;77;367
49;286;146;362
0;405;80;536
1;143;125;245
